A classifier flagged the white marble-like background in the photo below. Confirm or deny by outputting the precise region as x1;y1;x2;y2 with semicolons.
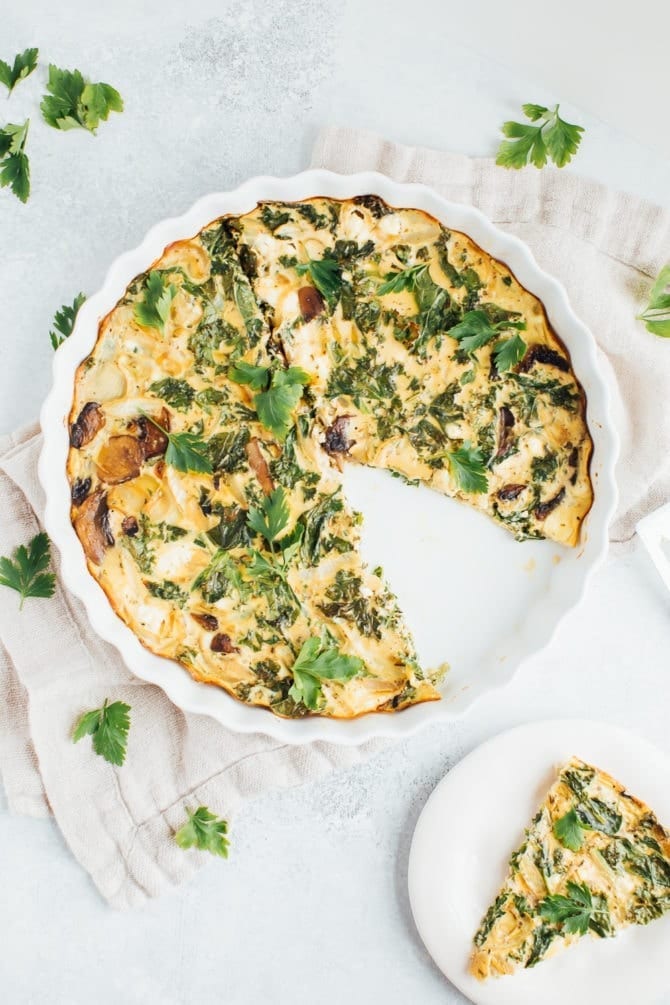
2;2;670;1003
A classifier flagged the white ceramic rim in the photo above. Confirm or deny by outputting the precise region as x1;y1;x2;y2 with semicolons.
39;169;619;745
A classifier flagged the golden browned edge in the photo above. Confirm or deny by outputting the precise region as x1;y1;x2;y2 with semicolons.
66;196;595;718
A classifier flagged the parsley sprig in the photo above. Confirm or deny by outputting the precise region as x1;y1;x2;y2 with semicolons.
377;263;427;296
289;634;363;710
497;103;584;169
553;807;589;852
638;264;670;338
139;410;212;474
445;443;488;494
0;532;56;608
229;362;310;440
0;48;39;94
0;119;31;203
41;65;123;134
295;256;342;308
73;699;131;766
175;806;230;858
247;487;290;546
133;271;178;334
449;310;528;370
539;881;609;936
50;292;86;349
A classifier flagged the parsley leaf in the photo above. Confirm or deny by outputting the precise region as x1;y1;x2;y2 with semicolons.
0;48;39;94
377;263;427;296
449;310;498;352
553;807;589;852
140;411;212;474
497;103;584;170
175;806;230;858
638;264;670;338
539;881;601;935
133;271;177;334
446;443;488;494
73;699;131;766
289;635;363;710
247;487;290;544
494;331;528;371
41;65;123;134
230;363;310;440
50;292;86;349
0;120;31;203
295;256;342;308
256;368;310;440
228;360;270;391
0;532;56;609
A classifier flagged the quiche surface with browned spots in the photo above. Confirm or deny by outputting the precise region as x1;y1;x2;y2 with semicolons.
67;195;593;719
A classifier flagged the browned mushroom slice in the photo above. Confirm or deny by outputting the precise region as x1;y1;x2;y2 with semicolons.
71;477;92;505
245;438;274;495
70;402;105;448
96;436;144;485
298;285;325;322
210;632;240;654
192;612;219;631
494;406;515;461
518;344;569;373
73;489;113;565
535;487;566;520
497;483;526;502
121;515;139;536
133;408;170;459
323;415;354;455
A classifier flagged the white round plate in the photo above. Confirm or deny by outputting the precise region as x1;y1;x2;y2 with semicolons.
39;171;618;745
408;719;670;1005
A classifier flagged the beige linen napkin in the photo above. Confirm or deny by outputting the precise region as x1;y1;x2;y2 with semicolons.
2;129;669;910
312;127;670;543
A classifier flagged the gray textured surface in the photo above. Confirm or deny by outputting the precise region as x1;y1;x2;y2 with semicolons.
2;3;670;1003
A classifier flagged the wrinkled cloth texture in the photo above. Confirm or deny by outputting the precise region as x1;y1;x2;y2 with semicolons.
1;127;668;909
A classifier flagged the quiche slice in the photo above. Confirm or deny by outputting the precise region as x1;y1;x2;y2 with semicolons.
471;757;670;979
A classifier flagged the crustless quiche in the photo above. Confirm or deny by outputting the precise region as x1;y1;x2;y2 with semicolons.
471;757;670;978
67;195;593;719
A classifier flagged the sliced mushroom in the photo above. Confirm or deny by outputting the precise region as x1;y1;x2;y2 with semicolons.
568;446;579;485
96;435;144;485
210;632;240;654
323;415;354;455
535;487;566;521
246;438;274;496
121;515;139;536
71;477;92;505
497;484;526;502
494;406;515;460
192;612;219;631
298;285;325;322
70;402;105;448
73;489;113;565
132;408;170;459
518;344;569;373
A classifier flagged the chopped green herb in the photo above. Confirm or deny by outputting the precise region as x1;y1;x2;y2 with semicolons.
0;120;31;203
554;807;589;852
0;48;38;93
41;64;123;133
149;377;195;411
638;264;670;338
50;292;86;349
247;487;290;545
73;699;131;766
145;579;187;606
133;271;177;334
446;443;488;493
0;532;56;609
289;634;363;710
497;103;584;169
175;806;229;858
